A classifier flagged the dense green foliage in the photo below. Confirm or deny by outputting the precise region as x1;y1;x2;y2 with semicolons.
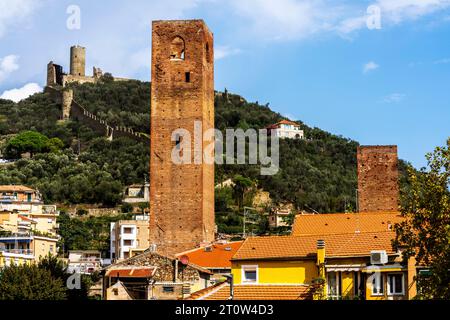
0;80;410;215
0;255;100;300
57;212;133;254
394;139;450;299
0;262;67;300
3;130;63;158
69;79;150;132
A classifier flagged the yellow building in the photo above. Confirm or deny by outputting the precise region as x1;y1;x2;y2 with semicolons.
0;235;58;267
0;185;59;237
226;212;417;301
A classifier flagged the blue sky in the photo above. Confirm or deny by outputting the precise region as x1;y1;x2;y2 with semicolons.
0;0;449;168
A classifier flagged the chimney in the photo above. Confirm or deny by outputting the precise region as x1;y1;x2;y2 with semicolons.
317;240;326;278
357;145;399;212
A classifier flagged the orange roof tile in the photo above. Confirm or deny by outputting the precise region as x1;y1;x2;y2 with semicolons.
266;120;300;129
232;232;396;261
0;185;35;192
106;267;156;278
292;211;404;236
189;283;312;300
176;242;243;269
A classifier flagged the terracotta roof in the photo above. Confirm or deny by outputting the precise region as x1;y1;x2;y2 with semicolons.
0;185;35;192
106;267;156;278
105;250;213;275
176;242;243;269
189;283;313;300
18;215;37;223
266;120;300;129
292;211;404;236
232;231;397;261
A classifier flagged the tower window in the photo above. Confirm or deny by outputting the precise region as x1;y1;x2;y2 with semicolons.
175;134;182;150
170;36;185;60
206;43;210;62
185;72;191;83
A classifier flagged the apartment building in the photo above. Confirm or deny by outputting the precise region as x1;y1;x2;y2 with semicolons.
110;215;150;262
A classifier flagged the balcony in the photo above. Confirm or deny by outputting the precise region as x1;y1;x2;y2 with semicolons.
0;248;33;255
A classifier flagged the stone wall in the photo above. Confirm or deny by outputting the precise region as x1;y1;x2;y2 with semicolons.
149;20;215;255
357;145;399;212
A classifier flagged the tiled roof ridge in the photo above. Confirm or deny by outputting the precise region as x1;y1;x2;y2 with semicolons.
292;230;396;237
104;250;212;274
188;282;228;300
175;241;243;256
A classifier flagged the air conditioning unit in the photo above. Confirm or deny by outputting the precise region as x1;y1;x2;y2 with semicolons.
149;244;157;253
370;250;388;265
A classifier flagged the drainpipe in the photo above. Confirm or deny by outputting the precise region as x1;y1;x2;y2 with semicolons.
225;274;234;300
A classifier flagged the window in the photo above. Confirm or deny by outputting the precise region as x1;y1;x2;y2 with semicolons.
163;286;175;293
123;227;133;234
185;72;191;83
175;134;182;150
371;273;384;295
353;272;365;298
50;245;54;253
170;36;185;60
387;274;404;295
327;272;341;299
242;265;258;283
123;240;133;246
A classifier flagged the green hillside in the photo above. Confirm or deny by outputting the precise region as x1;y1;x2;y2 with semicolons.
0;80;409;215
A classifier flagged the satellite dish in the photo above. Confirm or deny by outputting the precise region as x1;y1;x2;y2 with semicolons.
180;255;189;265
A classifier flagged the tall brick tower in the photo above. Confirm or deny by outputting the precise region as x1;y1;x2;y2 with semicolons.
149;20;215;255
357;145;399;212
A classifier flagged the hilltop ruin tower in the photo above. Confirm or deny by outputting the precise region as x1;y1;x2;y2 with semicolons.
149;20;215;254
70;45;86;77
357;145;399;212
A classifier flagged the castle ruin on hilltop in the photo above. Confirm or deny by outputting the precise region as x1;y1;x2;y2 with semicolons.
45;46;149;145
47;45;129;88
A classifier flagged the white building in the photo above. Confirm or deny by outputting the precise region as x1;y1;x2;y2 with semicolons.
266;120;304;139
110;215;150;262
67;250;103;274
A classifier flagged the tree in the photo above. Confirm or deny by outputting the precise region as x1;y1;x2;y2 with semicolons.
394;138;450;299
4;131;49;158
38;254;99;300
0;264;67;300
232;175;254;210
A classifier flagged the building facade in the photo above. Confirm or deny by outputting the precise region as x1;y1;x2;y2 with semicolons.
267;120;304;139
110;215;150;262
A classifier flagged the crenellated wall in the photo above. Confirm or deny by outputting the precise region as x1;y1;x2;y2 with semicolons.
46;85;150;145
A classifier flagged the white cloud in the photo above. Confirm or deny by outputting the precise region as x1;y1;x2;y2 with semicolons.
215;46;242;60
434;58;450;64
0;0;38;38
376;0;450;24
383;93;406;103
363;61;379;74
228;0;450;41
229;0;340;41
0;83;42;102
0;55;19;82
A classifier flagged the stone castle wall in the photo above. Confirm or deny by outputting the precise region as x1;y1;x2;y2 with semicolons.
46;85;149;145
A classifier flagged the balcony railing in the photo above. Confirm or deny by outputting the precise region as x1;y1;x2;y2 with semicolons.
0;248;34;255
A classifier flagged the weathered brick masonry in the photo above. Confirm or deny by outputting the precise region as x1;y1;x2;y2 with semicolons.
357;145;399;212
149;20;215;255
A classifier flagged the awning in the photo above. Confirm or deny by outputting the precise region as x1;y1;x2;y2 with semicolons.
362;264;406;273
326;264;365;272
106;267;157;278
